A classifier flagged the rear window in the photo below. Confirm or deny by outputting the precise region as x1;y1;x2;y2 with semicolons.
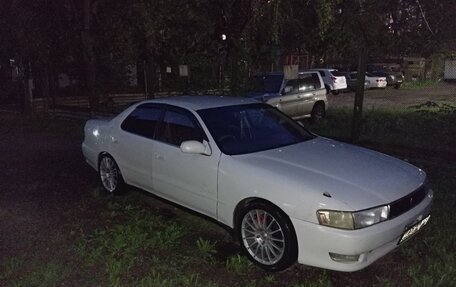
330;71;345;77
121;104;162;139
299;73;321;90
248;74;284;93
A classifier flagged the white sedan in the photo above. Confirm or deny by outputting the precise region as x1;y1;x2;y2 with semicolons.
365;72;387;89
82;96;432;272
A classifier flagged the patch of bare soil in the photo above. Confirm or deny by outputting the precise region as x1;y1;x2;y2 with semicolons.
0;113;99;282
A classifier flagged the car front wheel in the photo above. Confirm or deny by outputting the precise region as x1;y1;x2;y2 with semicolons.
237;201;298;271
98;154;124;194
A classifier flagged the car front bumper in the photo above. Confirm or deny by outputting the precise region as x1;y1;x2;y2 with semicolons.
290;189;433;272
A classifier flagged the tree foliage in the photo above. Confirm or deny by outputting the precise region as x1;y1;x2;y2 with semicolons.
1;0;455;103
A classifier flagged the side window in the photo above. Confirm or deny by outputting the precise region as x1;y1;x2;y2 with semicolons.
318;71;325;77
157;110;205;146
121;105;162;139
299;74;318;92
311;73;322;89
284;79;299;94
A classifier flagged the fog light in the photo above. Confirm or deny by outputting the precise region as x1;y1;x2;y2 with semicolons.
329;252;360;263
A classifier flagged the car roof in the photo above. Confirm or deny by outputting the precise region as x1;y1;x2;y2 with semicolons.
306;68;336;72
139;95;259;111
298;71;318;75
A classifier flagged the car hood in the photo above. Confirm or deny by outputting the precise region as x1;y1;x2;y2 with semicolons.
235;137;426;210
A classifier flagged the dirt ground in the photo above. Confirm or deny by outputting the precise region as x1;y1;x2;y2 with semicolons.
328;82;456;110
0;114;92;261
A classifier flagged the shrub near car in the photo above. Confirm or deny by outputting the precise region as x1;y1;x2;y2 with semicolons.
82;96;432;272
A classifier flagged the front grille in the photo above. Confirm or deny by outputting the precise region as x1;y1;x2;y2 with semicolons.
390;186;426;218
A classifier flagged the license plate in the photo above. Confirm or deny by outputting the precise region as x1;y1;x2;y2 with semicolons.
398;214;430;244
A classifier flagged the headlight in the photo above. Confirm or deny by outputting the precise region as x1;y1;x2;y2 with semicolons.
317;210;354;230
353;205;389;229
317;205;389;230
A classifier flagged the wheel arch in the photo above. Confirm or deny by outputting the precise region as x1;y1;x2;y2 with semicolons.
98;152;124;176
232;197;297;238
314;100;326;109
97;151;111;171
233;196;299;270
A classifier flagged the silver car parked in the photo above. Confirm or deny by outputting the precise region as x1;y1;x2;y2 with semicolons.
246;71;327;122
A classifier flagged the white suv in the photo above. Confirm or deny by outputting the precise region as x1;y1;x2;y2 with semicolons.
306;69;347;95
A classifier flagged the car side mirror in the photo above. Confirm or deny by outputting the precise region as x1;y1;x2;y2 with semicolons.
180;140;211;156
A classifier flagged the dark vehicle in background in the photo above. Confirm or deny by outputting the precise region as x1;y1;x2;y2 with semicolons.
341;72;369;91
367;64;404;89
246;72;327;122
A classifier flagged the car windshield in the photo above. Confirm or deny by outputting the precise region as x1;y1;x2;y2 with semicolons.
248;74;283;93
198;103;314;155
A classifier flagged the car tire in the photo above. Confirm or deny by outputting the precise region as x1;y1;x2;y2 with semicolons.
237;201;298;272
311;103;325;123
394;83;401;89
98;154;124;194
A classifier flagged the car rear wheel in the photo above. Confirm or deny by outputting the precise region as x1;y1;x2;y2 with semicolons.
311;103;325;123
99;154;124;194
237;201;298;271
394;83;401;89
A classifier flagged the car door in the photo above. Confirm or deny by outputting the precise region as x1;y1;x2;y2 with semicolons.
266;79;300;118
151;107;218;217
112;104;162;190
348;72;358;89
297;73;322;116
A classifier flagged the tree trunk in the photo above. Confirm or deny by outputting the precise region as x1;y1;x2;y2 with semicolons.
229;39;241;96
41;63;50;112
81;0;98;111
21;61;33;114
351;47;368;142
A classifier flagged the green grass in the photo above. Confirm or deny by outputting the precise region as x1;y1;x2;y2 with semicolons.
9;262;66;287
310;104;456;153
76;213;187;285
0;258;24;280
225;254;253;274
196;237;218;263
402;80;441;90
